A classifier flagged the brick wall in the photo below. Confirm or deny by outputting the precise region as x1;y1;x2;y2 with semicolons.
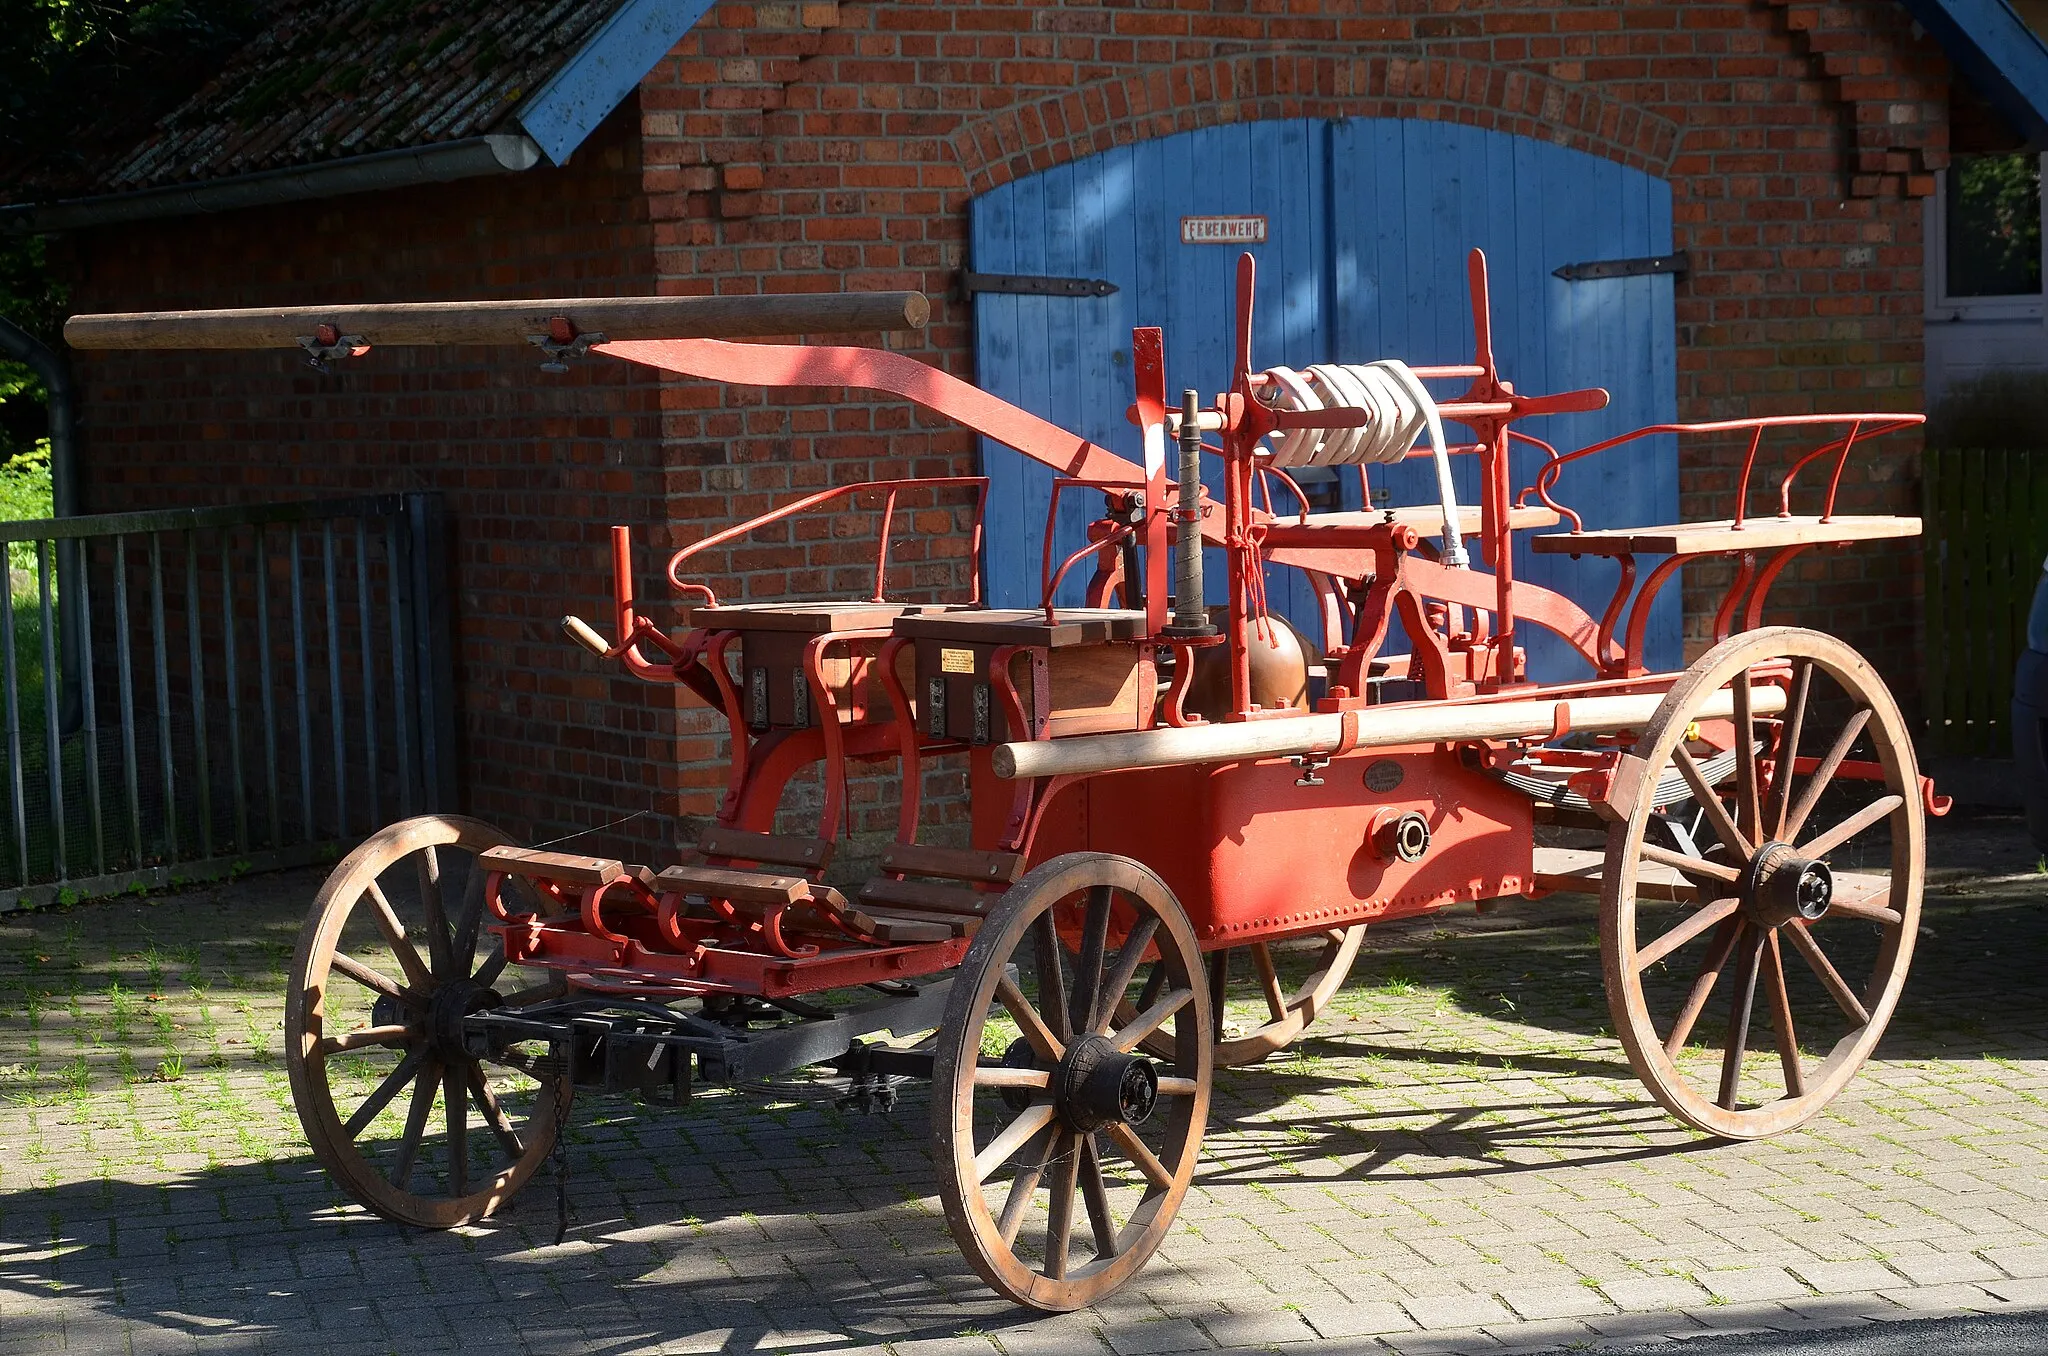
67;105;689;862
638;0;1948;694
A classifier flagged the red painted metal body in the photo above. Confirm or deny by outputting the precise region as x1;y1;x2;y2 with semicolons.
1013;750;1534;945
506;246;1928;1002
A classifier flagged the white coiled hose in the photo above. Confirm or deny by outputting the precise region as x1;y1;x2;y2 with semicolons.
1261;359;1468;567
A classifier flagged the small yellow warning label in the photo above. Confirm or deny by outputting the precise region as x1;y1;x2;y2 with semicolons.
941;648;976;674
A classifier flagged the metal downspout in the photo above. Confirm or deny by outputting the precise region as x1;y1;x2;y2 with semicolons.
0;316;82;732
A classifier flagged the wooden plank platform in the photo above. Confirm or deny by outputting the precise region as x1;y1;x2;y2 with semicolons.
1532;514;1920;557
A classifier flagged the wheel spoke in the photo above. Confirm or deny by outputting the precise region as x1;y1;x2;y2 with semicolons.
1783;920;1872;1025
1824;895;1904;928
443;1062;468;1198
389;1057;442;1190
318;1024;414;1056
468;1063;525;1160
995;1128;1056;1246
1044;1131;1079;1281
1634;897;1740;972
1639;841;1741;884
1112;986;1195;1053
366;880;435;993
344;1045;430;1137
976;1104;1056;1184
498;976;568;1009
453;859;488;974
1717;926;1766;1110
330;952;412;1004
1033;913;1072;1045
417;845;453;980
1207;949;1229;1028
1090;916;1160;1035
973;1066;1051;1091
1250;943;1289;1021
1103;1120;1174;1191
1671;745;1754;859
1663;917;1743;1058
1799;793;1904;861
1761;931;1805;1098
1765;659;1814;840
471;949;509;993
1784;708;1872;842
996;976;1066;1061
1080;1134;1119;1259
1069;886;1113;1037
1732;669;1763;842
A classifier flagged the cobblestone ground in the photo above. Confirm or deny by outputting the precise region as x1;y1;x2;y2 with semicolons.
1;812;2043;1356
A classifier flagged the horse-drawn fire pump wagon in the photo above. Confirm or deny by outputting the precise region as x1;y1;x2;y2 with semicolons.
68;252;1938;1309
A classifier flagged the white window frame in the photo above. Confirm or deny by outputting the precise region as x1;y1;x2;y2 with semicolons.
1926;150;2048;323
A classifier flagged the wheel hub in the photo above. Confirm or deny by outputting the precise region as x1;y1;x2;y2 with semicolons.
1741;840;1833;927
1054;1033;1159;1133
425;977;502;1062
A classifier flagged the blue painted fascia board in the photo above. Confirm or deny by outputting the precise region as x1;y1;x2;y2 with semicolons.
516;0;716;165
1903;0;2048;145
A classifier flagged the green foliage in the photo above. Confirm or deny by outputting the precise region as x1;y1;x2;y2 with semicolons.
0;0;258;188
0;444;53;568
3;1;256;458
1947;152;2043;298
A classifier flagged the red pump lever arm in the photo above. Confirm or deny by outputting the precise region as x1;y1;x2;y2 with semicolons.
600;338;1147;486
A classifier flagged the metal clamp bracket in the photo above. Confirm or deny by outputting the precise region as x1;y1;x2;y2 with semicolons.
527;316;609;373
297;324;369;372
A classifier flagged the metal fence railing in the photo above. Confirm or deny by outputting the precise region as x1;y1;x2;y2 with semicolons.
0;493;455;912
1923;447;2048;759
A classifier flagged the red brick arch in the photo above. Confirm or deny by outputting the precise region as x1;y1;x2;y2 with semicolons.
948;53;1685;197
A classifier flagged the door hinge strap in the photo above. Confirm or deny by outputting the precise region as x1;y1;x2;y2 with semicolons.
959;272;1119;298
1553;252;1690;282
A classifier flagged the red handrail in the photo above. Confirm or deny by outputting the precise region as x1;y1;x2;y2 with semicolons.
666;476;990;606
1517;413;1924;527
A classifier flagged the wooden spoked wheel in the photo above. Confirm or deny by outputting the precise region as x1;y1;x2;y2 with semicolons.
1124;927;1366;1067
1601;627;1922;1140
931;852;1213;1310
285;815;569;1227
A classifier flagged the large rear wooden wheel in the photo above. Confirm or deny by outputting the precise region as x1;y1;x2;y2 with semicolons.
285;815;569;1227
1124;927;1366;1067
1601;628;1922;1140
931;852;1212;1310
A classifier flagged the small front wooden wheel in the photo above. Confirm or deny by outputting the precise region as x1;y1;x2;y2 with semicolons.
1602;628;1922;1140
932;852;1212;1310
1125;927;1366;1067
286;815;569;1228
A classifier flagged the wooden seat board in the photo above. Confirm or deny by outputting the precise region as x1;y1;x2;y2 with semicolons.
892;607;1146;648
1290;504;1560;535
687;600;956;633
1532;515;1921;557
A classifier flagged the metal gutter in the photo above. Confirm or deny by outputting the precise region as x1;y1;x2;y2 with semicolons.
0;133;543;234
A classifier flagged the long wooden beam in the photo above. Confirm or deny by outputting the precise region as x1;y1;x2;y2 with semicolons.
63;291;929;350
992;685;1786;781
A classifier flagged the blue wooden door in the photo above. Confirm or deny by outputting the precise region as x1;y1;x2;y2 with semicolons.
970;118;1679;678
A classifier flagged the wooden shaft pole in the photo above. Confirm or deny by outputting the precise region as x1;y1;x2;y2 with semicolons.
991;685;1786;781
63;291;930;351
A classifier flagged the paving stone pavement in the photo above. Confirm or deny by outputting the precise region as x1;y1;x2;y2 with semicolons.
0;811;2043;1355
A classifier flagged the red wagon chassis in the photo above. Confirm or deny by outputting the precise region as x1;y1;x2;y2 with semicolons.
68;254;1939;1310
